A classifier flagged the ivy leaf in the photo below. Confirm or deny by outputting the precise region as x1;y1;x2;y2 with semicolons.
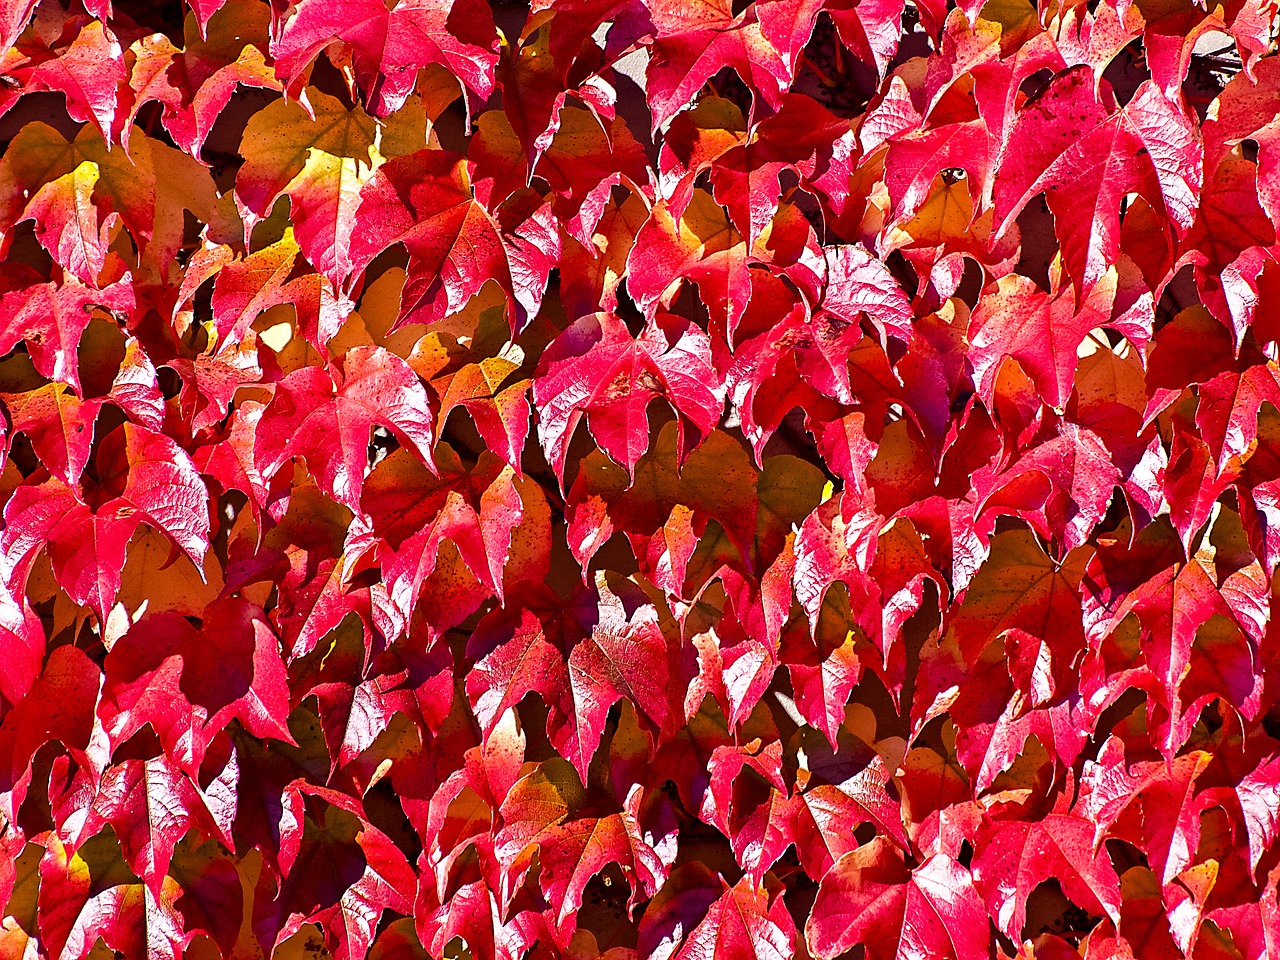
967;270;1117;410
124;0;279;157
70;755;229;897
2;425;210;624
806;839;990;960
21;160;117;286
535;802;672;946
26;20;125;141
1081;541;1266;756
363;446;519;615
1079;738;1214;886
645;0;790;132
566;590;681;776
434;356;531;472
98;598;293;774
271;0;498;117
0;278;133;394
0;123;212;284
1194;363;1280;475
994;66;1201;291
235;89;421;285
1234;754;1280;876
948;529;1088;692
972;812;1122;941
36;832;187;960
208;232;311;348
0;645;102;806
255;345;436;511
349;149;540;331
0;381;104;487
671;876;797;960
821;245;915;347
465;595;577;775
1202;57;1280;225
532;312;724;483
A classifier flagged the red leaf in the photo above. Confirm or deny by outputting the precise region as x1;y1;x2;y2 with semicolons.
1079;737;1214;887
71;755;229;896
1081;541;1266;756
466;594;577;769
349;150;538;331
644;1;790;132
124;0;278;156
255;345;435;511
21;160;118;286
0;279;133;395
26;20;124;140
993;67;1201;291
821;244;915;346
532;312;723;482
2;425;210;623
536;802;672;946
671;876;796;960
968;270;1117;410
0;382;103;487
0;645;101;807
973;812;1122;940
37;832;187;960
806;839;990;960
1202;57;1280;226
271;0;498;117
99;598;292;773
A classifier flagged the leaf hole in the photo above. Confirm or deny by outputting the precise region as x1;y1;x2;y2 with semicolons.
1153;265;1198;333
1013;198;1056;292
953;256;984;311
157;365;183;400
112;723;165;764
1021;879;1100;941
1017;69;1056;103
199;87;281;179
614;277;649;336
1104;838;1148;875
793;13;880;118
368;424;399;468
1101;40;1147;107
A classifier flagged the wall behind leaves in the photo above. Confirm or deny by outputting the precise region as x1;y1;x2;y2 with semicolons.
0;0;1279;957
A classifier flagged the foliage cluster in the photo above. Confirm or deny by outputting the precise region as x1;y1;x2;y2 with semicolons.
0;0;1279;956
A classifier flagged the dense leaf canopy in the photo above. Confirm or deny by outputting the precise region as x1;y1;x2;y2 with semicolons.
0;0;1278;957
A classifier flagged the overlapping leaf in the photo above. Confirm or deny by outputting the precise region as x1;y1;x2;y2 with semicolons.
0;0;1277;957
